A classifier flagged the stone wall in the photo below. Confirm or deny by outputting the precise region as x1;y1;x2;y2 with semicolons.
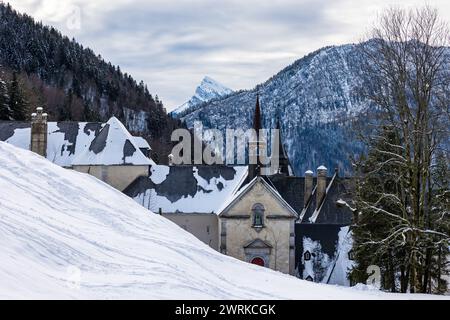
162;213;219;250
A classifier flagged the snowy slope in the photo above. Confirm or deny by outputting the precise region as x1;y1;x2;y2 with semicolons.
170;76;233;117
0;142;446;300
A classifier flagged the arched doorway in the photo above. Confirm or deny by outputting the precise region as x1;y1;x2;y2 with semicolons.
250;257;265;267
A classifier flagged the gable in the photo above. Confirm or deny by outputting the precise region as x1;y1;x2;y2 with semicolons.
219;177;297;219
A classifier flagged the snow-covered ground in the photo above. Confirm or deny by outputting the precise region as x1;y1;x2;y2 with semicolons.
0;142;447;300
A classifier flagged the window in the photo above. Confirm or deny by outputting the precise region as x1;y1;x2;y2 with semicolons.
304;250;311;261
305;275;314;282
206;226;210;234
348;250;355;260
252;203;265;227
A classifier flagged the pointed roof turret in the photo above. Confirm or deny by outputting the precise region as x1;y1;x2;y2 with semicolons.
275;116;290;175
253;93;262;134
248;93;263;180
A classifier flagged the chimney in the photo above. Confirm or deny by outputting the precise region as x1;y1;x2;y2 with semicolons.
316;165;328;207
30;107;48;158
304;170;313;206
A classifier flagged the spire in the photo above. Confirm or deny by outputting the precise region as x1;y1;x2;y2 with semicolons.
248;93;263;180
253;92;262;134
275;116;290;176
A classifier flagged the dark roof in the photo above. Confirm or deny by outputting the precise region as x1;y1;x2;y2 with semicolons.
265;175;305;213
265;173;354;225
123;165;248;214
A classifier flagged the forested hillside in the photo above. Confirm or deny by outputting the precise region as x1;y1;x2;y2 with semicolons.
0;3;179;162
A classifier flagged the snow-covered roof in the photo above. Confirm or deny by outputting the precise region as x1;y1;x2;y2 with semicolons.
124;165;248;214
133;136;151;150
0;117;153;167
72;117;153;166
0;121;105;167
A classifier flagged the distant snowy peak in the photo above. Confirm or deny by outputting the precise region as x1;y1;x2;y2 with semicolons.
195;76;233;101
171;76;233;116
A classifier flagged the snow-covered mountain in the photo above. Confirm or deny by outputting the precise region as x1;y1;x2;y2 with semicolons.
170;76;233;117
180;44;373;175
1;141;444;299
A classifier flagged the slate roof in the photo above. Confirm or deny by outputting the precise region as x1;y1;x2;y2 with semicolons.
124;165;248;214
0;117;152;167
266;173;354;225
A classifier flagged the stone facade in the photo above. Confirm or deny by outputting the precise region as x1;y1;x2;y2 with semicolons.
72;165;149;191
219;178;297;275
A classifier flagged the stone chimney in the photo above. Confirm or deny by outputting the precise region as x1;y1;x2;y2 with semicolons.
304;170;313;207
30;107;47;158
316;165;328;207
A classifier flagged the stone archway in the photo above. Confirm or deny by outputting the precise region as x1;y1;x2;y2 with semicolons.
244;238;272;268
250;256;265;267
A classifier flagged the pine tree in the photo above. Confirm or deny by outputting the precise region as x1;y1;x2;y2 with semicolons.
8;72;28;120
0;71;11;120
58;89;73;121
350;126;407;292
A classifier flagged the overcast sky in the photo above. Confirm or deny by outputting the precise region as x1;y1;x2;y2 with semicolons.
7;0;450;110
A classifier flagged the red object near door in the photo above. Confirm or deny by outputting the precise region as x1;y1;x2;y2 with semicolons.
250;257;265;267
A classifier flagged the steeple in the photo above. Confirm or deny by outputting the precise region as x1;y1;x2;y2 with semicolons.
253;93;262;134
248;93;263;180
275;117;290;176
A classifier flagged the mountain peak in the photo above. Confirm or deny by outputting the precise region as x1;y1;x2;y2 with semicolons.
171;76;233;116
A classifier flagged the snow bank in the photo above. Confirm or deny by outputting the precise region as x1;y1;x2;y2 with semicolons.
0;142;446;299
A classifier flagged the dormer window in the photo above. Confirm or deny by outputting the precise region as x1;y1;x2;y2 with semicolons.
304;250;311;261
252;203;265;228
348;250;355;260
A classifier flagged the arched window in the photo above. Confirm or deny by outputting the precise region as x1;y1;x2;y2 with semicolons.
250;257;265;267
252;203;265;227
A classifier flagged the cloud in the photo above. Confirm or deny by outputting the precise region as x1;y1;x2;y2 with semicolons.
7;0;450;109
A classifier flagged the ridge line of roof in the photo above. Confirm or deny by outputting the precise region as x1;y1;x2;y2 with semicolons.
309;171;338;223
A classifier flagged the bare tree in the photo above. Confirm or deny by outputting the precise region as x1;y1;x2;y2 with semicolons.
352;6;450;293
